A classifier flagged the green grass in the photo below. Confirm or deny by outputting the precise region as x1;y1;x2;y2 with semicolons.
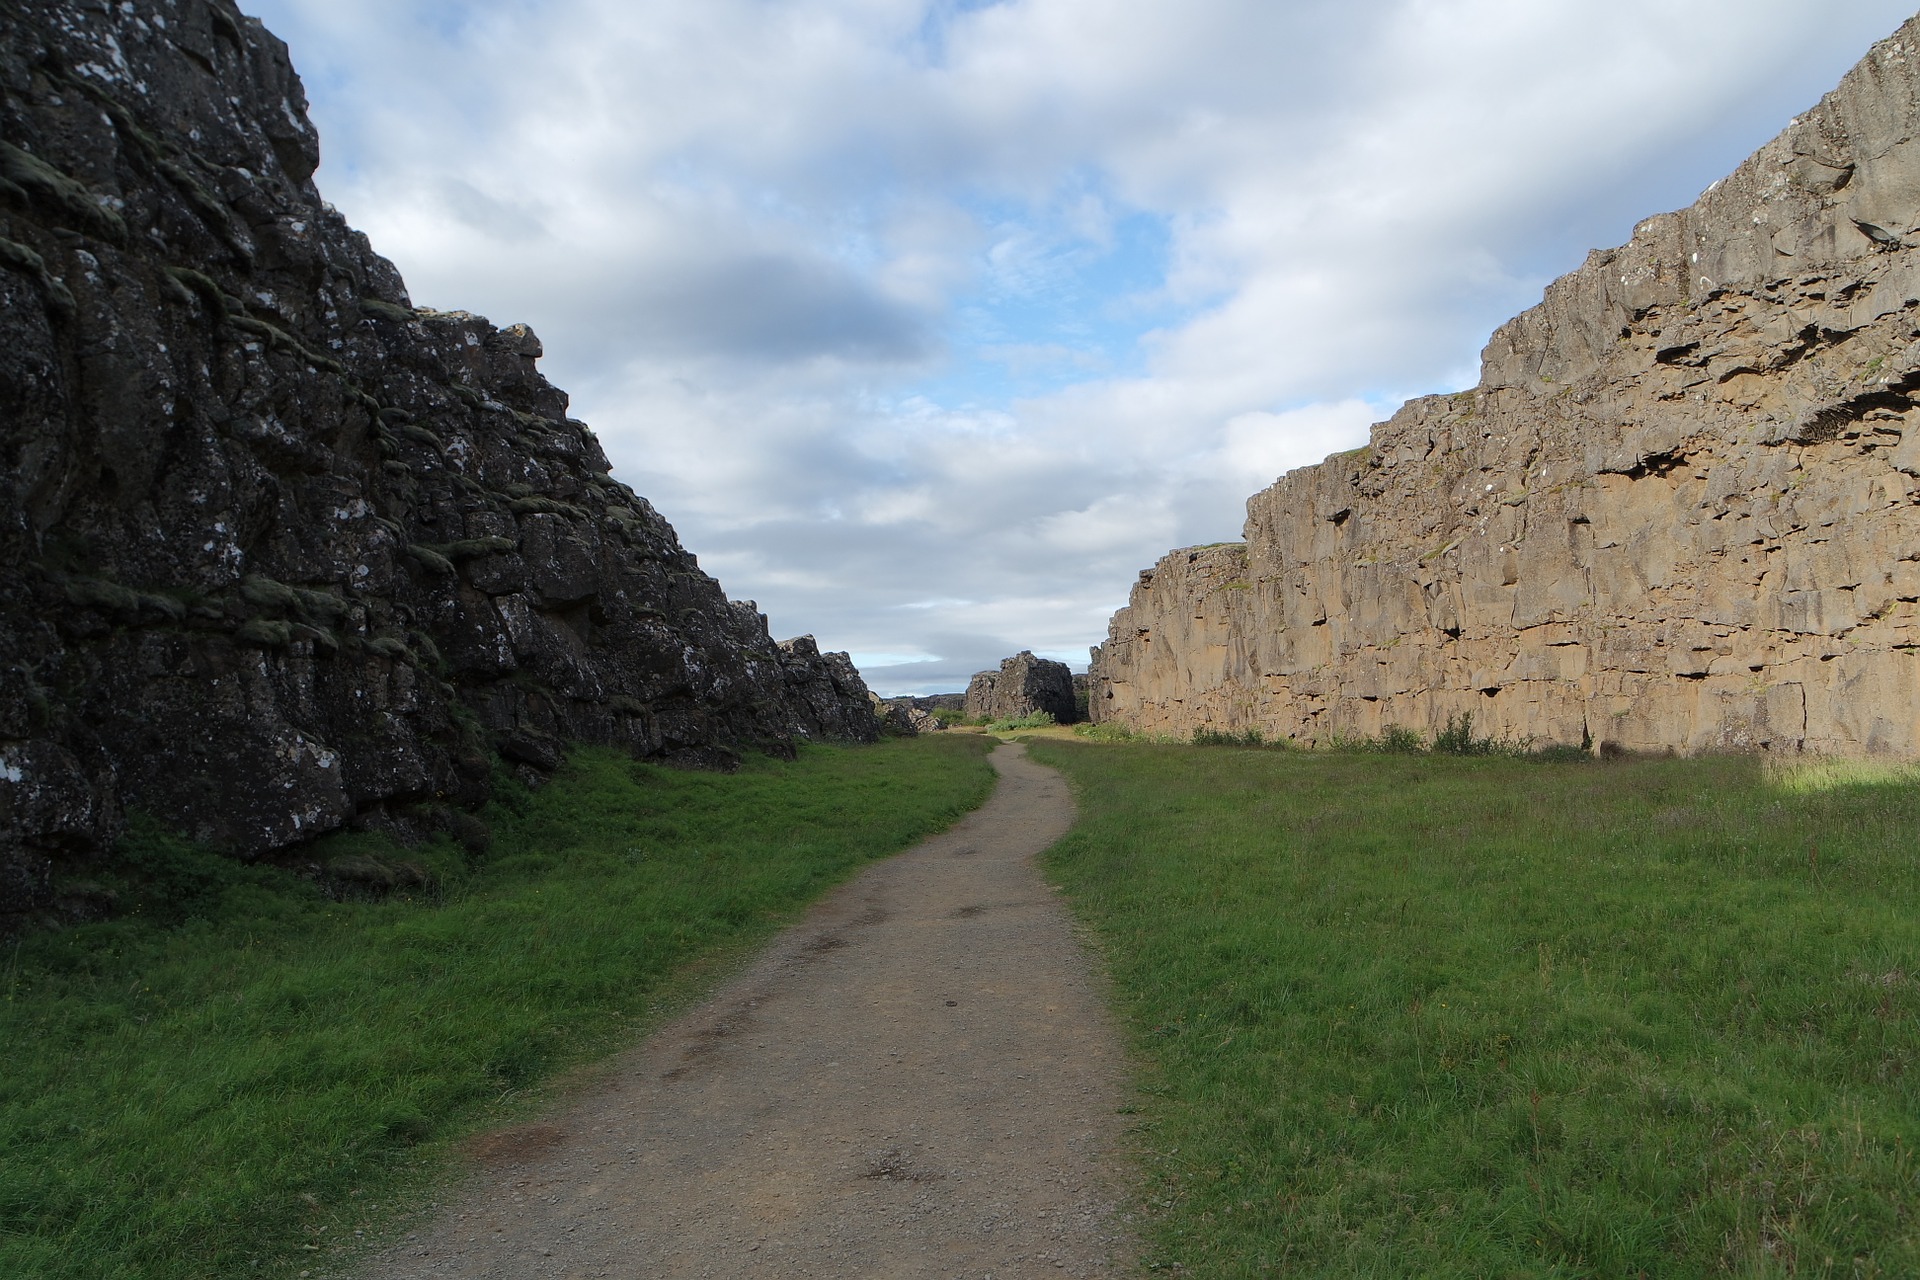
1028;740;1920;1277
0;735;994;1279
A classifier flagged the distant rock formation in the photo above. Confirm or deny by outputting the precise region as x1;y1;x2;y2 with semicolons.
868;695;947;735
1093;14;1920;756
0;1;877;925
965;652;1078;723
905;693;967;714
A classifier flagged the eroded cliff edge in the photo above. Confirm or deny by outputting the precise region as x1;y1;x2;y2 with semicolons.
0;0;877;925
1093;14;1920;756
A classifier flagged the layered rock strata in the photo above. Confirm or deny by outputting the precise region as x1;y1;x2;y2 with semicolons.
965;651;1078;723
1093;15;1920;756
0;0;877;924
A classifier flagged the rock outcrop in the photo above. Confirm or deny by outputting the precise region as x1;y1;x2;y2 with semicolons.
0;0;877;925
965;652;1078;723
1093;14;1920;756
779;636;883;743
907;693;968;714
869;695;947;735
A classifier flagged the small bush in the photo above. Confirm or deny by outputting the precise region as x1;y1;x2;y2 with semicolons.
1193;726;1285;749
1433;711;1498;755
1378;724;1425;753
1327;725;1428;754
1328;717;1559;758
1433;712;1540;757
1073;722;1136;742
987;710;1056;732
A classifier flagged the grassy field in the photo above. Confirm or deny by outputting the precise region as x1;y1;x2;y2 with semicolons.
1028;738;1920;1278
0;734;994;1279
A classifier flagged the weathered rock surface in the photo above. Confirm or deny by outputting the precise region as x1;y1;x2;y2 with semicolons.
0;0;877;926
965;651;1078;723
868;694;947;735
906;692;967;714
1093;15;1920;756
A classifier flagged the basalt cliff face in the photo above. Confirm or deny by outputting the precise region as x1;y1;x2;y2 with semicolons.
0;0;877;925
1093;15;1920;755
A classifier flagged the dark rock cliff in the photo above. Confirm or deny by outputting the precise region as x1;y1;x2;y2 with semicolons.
0;0;879;926
963;652;1078;724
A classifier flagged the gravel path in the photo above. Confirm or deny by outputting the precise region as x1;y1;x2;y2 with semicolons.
360;740;1138;1279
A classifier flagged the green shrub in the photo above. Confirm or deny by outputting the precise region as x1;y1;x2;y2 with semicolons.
1073;721;1137;742
1330;724;1427;753
1431;710;1533;756
1325;714;1565;759
1192;726;1284;749
986;710;1056;731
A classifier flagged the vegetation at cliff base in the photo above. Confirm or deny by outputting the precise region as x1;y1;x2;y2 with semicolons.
987;710;1057;732
0;735;994;1280
1029;739;1920;1277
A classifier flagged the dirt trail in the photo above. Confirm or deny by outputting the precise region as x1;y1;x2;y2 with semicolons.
360;741;1137;1279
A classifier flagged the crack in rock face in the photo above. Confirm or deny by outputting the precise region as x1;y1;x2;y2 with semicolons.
1093;15;1920;760
0;0;880;928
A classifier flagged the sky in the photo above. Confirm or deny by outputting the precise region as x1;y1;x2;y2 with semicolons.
244;0;1918;696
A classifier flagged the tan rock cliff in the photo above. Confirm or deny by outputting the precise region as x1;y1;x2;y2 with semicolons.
1092;14;1920;756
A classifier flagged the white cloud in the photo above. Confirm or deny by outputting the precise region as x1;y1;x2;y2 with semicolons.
1038;494;1178;557
1220;402;1385;495
249;0;1918;693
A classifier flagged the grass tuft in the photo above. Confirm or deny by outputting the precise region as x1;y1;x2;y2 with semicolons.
1192;727;1287;750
